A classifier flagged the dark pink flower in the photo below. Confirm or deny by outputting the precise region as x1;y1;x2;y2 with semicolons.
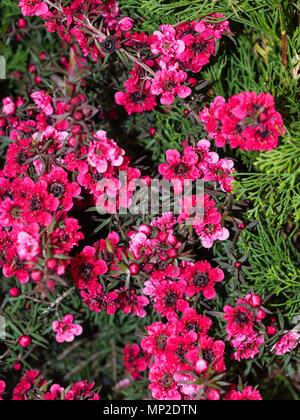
151;66;191;105
181;260;224;299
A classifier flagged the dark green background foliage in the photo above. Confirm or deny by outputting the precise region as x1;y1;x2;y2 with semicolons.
0;0;299;400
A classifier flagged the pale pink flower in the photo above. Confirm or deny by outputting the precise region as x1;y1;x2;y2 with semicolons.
2;97;16;116
17;231;41;261
31;91;54;115
150;25;185;63
52;314;83;343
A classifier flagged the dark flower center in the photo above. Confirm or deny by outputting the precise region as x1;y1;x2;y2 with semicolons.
203;349;215;363
161;373;174;389
130;91;145;104
81;264;93;280
206;224;215;234
14;256;25;270
215;169;224;176
186;322;200;333
174;163;189;176
252;104;261;113
17;151;27;166
163;80;177;91
236;123;244;135
50;182;65;197
259;129;270;139
103;249;114;263
193;273;209;287
101;37;117;54
177;345;187;362
156;334;168;350
193;41;207;53
2;190;13;200
155;261;168;271
30;198;41;211
10;206;22;219
91;173;104;183
92;295;105;306
235;312;249;326
165;292;178;307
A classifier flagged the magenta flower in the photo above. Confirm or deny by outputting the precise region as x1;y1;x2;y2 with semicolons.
150;25;185;63
272;331;299;356
19;0;49;17
151;67;191;105
158;148;200;194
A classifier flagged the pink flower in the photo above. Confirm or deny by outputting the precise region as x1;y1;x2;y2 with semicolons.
179;29;216;73
152;280;189;320
141;321;177;361
181;260;224;300
87;130;125;173
52;314;83;343
21;178;60;227
200;92;285;151
41;167;81;211
179;194;230;248
16;231;40;261
158;148;200;194
149;361;182;400
0;380;5;400
2;97;16;116
118;17;134;32
71;246;108;290
81;283;119;315
151;67;191;105
149;25;185;63
123;344;149;380
272;331;299;356
118;288;149;318
187;334;226;373
178;307;212;336
31;90;54;115
225;386;262;400
224;303;254;339
231;332;265;361
19;0;49;17
115;68;157;115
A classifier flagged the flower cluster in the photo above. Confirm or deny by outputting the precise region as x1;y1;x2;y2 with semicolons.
200;92;285;151
224;294;266;361
18;2;229;113
117;16;230;109
139;308;227;400
159;141;235;194
0;88;139;297
272;331;299;356
5;369;100;400
225;386;262;401
123;344;149;380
